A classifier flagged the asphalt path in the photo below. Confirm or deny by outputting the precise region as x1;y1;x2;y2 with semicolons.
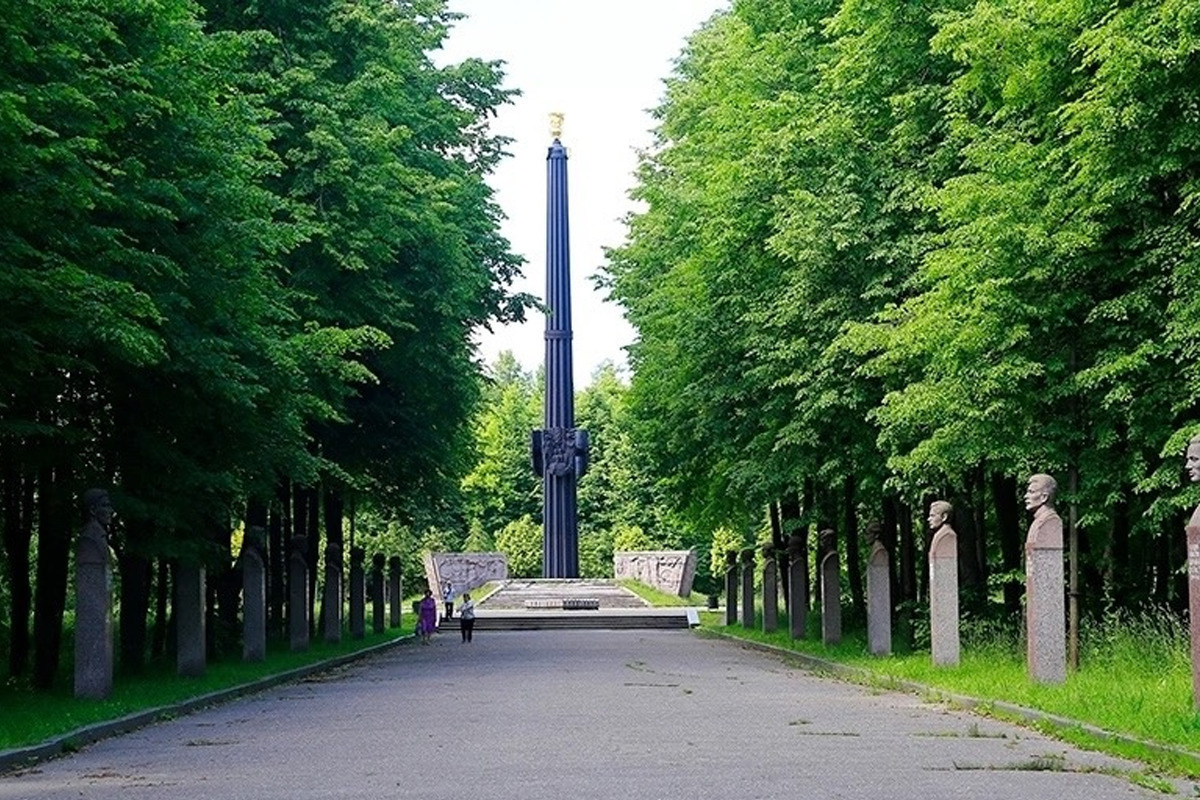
0;630;1177;799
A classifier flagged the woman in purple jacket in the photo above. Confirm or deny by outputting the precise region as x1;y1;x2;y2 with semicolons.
417;588;438;644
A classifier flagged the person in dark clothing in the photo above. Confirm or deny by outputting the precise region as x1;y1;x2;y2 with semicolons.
459;592;476;643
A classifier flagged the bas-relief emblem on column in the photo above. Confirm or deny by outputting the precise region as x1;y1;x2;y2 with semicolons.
542;426;577;477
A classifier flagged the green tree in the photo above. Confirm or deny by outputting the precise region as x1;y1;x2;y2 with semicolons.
461;352;541;536
495;515;541;578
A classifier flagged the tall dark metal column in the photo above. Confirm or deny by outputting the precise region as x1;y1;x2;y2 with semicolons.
531;114;588;578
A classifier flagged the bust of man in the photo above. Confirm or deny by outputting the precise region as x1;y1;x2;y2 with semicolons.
864;520;886;556
1186;435;1200;533
1025;473;1063;550
80;489;113;543
927;501;955;555
78;489;114;565
818;528;836;557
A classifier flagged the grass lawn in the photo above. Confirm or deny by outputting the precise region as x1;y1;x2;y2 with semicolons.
694;605;1200;779
1;616;414;753
618;579;708;607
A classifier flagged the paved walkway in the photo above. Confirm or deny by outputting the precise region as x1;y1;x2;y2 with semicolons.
0;630;1179;799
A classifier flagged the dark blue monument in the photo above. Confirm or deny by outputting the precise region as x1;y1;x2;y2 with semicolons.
531;113;589;578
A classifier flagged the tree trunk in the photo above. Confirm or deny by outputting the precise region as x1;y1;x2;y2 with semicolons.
214;517;241;660
1169;518;1187;612
1110;495;1133;605
843;476;864;621
960;464;987;611
206;563;219;658
801;481;815;611
991;472;1022;615
780;491;805;614
322;486;344;632
898;498;915;605
813;482;838;608
882;493;907;650
151;557;169;658
270;480;289;638
305;486;320;639
323;488;344;550
768;502;783;550
33;461;72;690
117;542;151;675
1067;465;1080;672
3;452;32;678
881;493;900;604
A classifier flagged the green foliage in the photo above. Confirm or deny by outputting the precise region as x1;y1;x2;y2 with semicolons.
350;509;423;594
612;524;656;552
576;363;673;539
578;528;615;579
1;0;529;684
708;526;746;585
460;352;541;534
494;515;541;578
604;0;1200;615
463;521;494;553
461;355;683;573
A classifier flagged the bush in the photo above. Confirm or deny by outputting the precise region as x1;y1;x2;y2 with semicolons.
495;515;542;577
708;526;745;585
579;528;615;578
612;524;656;552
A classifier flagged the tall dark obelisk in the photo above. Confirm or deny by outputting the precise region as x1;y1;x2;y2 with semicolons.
531;113;588;578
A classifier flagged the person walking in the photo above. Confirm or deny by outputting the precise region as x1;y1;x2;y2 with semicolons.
417;589;438;644
442;580;455;619
459;593;476;643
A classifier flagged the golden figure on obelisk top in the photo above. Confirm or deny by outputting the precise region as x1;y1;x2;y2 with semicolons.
549;111;564;139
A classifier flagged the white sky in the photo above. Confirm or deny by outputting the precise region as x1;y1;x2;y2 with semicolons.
438;0;730;388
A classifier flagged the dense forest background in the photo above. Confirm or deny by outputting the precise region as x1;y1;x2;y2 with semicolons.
598;0;1200;632
4;0;1200;691
0;0;530;688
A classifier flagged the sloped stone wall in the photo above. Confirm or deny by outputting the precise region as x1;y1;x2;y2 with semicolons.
426;552;509;599
613;550;697;597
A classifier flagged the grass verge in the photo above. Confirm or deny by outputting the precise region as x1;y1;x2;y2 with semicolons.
1;620;414;754
618;579;707;607
694;608;1200;780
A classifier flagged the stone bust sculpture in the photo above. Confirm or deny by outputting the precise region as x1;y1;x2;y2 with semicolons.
865;520;888;562
1186;434;1200;532
818;528;836;556
1024;473;1063;549
77;488;114;566
927;501;955;553
80;489;113;544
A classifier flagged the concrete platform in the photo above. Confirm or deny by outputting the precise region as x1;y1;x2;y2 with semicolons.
443;579;698;630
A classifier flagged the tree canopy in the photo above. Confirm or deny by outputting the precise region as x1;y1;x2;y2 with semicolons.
0;0;529;685
602;0;1200;616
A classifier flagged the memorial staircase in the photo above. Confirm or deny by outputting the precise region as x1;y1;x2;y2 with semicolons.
435;579;700;632
437;608;697;632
